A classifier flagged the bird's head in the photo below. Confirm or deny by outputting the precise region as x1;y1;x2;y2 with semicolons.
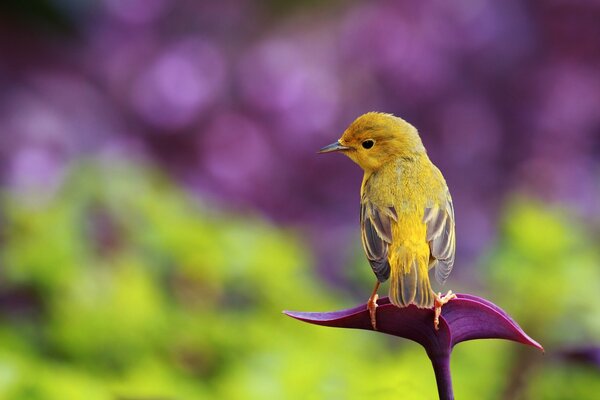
319;112;425;172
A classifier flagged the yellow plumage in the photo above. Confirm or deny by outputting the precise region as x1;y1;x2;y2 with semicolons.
320;112;455;310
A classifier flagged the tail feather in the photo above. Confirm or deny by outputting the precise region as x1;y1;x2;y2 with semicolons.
401;257;418;305
389;256;434;308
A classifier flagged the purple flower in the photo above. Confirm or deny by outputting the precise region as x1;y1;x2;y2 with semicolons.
285;294;542;400
130;38;226;130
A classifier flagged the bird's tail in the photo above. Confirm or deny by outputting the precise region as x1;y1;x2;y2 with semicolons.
389;255;434;308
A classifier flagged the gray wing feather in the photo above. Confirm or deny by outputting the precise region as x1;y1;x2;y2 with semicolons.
361;201;395;282
425;193;456;285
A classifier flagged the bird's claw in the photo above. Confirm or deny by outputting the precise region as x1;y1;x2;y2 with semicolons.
367;294;379;330
434;290;456;330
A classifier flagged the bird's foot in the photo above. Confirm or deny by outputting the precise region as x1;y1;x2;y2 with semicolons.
434;290;456;331
367;294;379;330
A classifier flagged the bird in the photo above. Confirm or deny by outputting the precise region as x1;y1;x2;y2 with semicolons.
319;112;456;330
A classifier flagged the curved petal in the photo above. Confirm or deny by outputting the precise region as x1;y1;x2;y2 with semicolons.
284;294;543;355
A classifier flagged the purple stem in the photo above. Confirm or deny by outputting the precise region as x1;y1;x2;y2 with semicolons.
284;295;543;400
429;353;454;400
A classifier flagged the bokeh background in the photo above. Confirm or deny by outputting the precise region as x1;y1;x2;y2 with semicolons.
1;0;599;399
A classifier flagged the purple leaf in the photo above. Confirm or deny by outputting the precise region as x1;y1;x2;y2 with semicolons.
284;294;542;400
560;346;600;370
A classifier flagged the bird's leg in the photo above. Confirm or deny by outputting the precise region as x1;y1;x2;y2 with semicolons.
434;290;456;330
367;281;380;330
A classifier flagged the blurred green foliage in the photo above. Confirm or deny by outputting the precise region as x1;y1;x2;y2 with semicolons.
485;198;600;400
488;198;600;344
0;163;598;399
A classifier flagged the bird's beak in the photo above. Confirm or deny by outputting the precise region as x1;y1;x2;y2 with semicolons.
318;141;350;154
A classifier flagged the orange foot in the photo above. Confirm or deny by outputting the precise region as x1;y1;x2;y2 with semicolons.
367;294;379;330
434;290;457;330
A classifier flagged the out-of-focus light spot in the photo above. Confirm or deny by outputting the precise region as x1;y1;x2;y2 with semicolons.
9;148;64;202
4;73;122;155
339;3;454;100
534;64;600;137
130;38;226;130
239;40;306;112
433;0;503;50
7;94;68;145
200;112;273;199
238;38;340;136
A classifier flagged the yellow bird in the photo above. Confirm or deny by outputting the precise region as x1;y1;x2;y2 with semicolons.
319;112;456;330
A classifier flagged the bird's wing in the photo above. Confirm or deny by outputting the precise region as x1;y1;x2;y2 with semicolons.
360;200;396;282
424;192;456;285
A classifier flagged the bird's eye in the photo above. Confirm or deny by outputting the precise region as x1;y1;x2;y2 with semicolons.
362;139;374;149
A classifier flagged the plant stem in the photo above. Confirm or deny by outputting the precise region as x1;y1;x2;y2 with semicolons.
429;353;454;400
501;347;538;400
